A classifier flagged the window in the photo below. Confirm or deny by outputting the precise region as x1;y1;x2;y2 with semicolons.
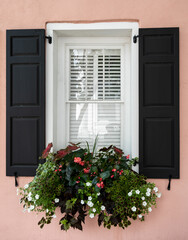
46;22;139;163
67;47;125;149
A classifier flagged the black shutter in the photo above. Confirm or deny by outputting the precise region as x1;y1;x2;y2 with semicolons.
139;28;179;178
6;29;45;176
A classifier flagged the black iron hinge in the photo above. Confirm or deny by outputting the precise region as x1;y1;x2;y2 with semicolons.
45;36;52;44
133;35;139;43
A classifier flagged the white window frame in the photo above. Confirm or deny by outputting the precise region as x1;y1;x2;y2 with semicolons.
46;22;139;170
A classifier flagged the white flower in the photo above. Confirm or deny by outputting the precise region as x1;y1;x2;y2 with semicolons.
148;207;152;212
131;206;136;212
153;187;158;193
52;214;56;218
138;214;142;218
142;201;147;207
55;198;59;203
128;192;132;197
35;194;39;200
87;201;94;207
24;184;29;189
136;190;140;194
89;213;94;218
81;200;84;205
146;192;150;197
156;192;162;198
28;196;32;201
30;205;34;210
101;205;105;211
28;209;31;213
86;182;92;187
147;188;151;193
92;208;96;213
28;192;32;197
88;196;92;201
97;192;100;196
46;209;49;213
141;196;145;200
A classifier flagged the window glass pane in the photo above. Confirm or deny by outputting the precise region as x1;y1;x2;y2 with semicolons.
69;103;121;148
69;49;121;101
98;49;121;100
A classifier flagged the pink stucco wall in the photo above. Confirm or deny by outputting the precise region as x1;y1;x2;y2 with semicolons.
0;0;188;239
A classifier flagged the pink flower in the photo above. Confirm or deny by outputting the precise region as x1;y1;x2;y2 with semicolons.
59;169;61;171
101;169;103;172
112;169;116;172
74;157;82;163
100;182;104;188
79;161;85;166
111;175;114;178
96;183;101;188
42;143;53;159
126;155;130;159
96;182;104;188
84;168;90;174
76;181;80;183
59;165;62;168
55;169;57;172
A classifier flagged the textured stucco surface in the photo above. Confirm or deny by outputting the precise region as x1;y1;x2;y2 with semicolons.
0;0;188;239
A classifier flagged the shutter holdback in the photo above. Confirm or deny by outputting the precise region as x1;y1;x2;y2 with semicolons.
45;36;52;44
167;175;172;190
14;172;18;187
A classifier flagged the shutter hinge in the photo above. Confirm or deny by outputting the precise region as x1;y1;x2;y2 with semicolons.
133;35;139;44
45;36;52;44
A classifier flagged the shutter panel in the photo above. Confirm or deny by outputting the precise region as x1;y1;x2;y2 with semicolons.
139;28;179;178
6;29;45;176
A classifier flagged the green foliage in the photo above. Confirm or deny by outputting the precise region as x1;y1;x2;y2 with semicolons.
18;143;161;232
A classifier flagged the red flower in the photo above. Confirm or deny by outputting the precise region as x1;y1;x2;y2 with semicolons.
111;175;114;178
59;169;61;171
60;176;62;179
74;157;82;163
78;176;80;179
101;169;103;172
79;161;85;166
96;182;104;188
76;181;80;183
112;169;116;172
126;155;130;159
59;165;62;168
99;178;103;182
84;168;90;174
55;169;57;172
113;146;123;156
41;143;53;159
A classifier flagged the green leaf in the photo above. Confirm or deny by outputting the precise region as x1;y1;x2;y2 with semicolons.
100;170;110;180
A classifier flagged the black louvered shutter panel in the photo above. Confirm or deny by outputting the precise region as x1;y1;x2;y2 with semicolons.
6;29;45;176
139;28;179;178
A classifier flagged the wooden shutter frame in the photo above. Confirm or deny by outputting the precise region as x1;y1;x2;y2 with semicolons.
6;29;45;176
139;28;179;179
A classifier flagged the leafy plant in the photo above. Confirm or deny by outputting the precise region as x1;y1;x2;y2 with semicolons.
18;143;161;231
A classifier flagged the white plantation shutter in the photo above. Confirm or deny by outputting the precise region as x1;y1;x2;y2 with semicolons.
68;48;123;149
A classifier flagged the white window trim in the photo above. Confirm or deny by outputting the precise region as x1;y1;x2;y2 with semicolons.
46;22;139;170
